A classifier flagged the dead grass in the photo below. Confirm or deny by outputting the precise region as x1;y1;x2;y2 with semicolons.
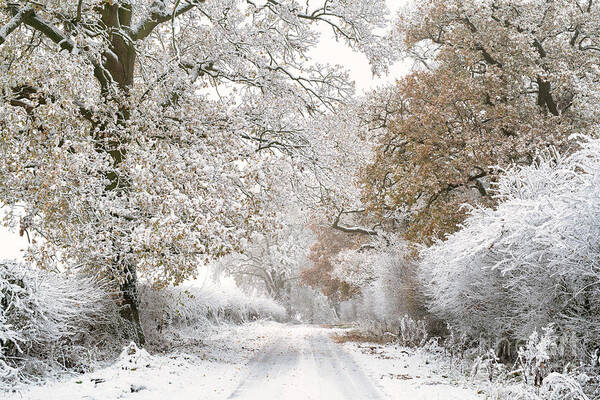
320;323;354;329
330;330;397;344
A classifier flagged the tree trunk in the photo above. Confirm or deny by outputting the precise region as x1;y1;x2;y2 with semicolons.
4;0;205;347
100;2;144;345
120;264;145;345
332;301;341;320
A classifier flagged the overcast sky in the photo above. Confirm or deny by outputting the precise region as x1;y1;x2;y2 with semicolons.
0;211;25;260
0;0;411;262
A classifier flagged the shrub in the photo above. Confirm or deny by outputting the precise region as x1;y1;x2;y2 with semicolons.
139;281;287;347
483;326;595;400
0;260;123;388
420;137;600;351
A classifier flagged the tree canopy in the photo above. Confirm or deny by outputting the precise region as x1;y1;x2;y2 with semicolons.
362;0;600;243
0;0;392;342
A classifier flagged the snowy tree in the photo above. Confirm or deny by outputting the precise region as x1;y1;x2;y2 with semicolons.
300;223;367;317
362;0;600;243
333;236;428;323
220;210;314;309
0;0;392;343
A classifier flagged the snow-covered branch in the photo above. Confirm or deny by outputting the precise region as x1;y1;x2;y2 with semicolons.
332;210;378;236
132;0;205;41
0;4;33;45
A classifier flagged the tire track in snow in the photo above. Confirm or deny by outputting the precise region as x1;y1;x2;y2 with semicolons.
226;326;385;400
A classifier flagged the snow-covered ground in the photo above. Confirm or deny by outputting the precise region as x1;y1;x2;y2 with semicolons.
6;323;483;400
6;322;279;400
341;341;482;400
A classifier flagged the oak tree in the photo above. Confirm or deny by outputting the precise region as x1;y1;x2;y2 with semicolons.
363;0;600;243
0;0;390;342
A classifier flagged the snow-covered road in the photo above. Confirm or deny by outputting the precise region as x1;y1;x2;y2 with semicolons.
228;326;383;399
7;322;482;400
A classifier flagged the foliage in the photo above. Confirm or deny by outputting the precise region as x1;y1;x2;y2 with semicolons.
481;326;595;400
219;210;314;307
518;327;557;386
139;279;286;348
362;0;600;243
300;223;364;314
0;258;287;386
333;237;428;323
0;0;394;340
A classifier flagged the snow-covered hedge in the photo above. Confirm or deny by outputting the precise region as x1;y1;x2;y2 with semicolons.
420;137;600;348
0;260;123;387
139;281;286;345
0;261;287;385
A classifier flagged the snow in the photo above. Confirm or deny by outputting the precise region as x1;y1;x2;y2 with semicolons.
6;322;279;400
6;323;483;400
0;208;27;261
341;341;483;400
116;342;154;371
228;325;383;399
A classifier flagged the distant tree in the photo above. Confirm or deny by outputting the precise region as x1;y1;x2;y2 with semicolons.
0;0;391;343
300;223;365;317
362;0;600;243
221;212;314;310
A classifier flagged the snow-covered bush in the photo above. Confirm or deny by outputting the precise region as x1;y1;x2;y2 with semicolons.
541;373;591;400
139;280;286;346
349;314;429;346
0;260;123;388
489;378;591;400
477;326;596;400
420;137;600;350
518;327;557;386
331;237;444;342
352;314;429;346
288;285;336;323
397;314;429;347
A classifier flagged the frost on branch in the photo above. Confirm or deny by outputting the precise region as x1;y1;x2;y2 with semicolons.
420;137;600;347
0;260;122;388
0;0;394;293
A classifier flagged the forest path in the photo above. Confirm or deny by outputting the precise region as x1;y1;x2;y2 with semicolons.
226;325;385;400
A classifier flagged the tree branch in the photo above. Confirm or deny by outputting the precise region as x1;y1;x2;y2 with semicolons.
10;6;112;91
332;211;378;236
132;0;205;41
21;11;76;52
0;4;33;45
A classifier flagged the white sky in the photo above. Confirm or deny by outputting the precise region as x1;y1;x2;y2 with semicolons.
0;0;412;262
0;209;26;260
